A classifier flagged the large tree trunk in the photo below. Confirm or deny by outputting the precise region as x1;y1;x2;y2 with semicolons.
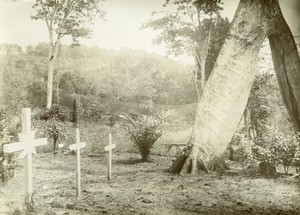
268;15;300;130
168;0;283;174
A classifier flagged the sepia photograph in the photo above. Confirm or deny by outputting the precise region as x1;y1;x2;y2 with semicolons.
0;0;300;214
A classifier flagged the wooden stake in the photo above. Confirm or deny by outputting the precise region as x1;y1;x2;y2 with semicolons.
3;108;47;202
104;133;116;181
69;128;86;198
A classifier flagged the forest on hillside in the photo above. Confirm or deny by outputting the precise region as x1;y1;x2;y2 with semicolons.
0;43;196;112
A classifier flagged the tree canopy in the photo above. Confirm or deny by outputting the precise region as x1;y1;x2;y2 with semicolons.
143;0;230;100
31;0;105;46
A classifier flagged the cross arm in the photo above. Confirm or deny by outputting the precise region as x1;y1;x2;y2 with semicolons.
69;142;86;151
104;144;116;151
3;142;24;153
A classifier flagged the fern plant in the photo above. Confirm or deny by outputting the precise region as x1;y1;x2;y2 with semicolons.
120;109;174;162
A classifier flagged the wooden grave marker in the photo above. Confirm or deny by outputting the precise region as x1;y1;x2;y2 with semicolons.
3;108;47;202
69;128;86;198
104;133;116;181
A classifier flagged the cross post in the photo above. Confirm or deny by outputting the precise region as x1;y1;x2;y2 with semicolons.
3;108;47;202
69;128;86;198
104;133;116;181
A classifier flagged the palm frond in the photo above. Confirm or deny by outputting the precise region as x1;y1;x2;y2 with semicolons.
119;114;137;127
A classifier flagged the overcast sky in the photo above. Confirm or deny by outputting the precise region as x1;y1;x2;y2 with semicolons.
0;0;299;63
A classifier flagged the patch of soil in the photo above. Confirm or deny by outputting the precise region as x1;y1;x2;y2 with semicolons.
1;152;300;215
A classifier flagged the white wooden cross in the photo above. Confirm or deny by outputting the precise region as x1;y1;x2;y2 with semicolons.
3;108;47;202
104;133;116;181
69;128;86;198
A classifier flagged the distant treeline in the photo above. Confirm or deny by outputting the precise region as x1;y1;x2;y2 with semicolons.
0;43;197;115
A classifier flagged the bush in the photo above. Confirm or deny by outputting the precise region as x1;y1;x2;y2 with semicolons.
120;109;174;162
0;105;21;184
230;133;255;166
81;103;108;122
252;127;300;174
232;127;300;175
294;150;300;173
35;104;71;122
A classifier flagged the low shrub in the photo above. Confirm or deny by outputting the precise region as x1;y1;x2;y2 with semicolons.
80;103;108;123
231;127;300;175
0;105;21;184
35;104;71;122
119;109;174;162
252;127;300;174
294;151;300;173
230;133;255;166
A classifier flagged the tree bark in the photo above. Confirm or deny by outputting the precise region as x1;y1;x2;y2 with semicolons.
168;0;281;174
56;77;60;105
268;14;300;130
72;99;78;128
46;38;61;108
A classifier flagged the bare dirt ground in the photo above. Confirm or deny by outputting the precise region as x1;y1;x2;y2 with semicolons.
1;152;300;215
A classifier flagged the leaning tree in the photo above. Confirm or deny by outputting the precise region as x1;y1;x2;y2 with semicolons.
168;0;300;174
31;0;105;108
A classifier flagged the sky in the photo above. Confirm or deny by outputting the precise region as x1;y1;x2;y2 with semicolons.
0;0;299;63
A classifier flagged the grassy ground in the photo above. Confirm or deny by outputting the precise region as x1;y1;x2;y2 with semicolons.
0;152;299;215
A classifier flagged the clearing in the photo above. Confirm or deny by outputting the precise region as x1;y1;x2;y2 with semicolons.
1;152;299;215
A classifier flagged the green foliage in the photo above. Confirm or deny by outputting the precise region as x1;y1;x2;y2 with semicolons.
235;127;300;175
237;71;300;175
231;133;255;166
295;149;300;173
80;102;107;122
0;44;23;56
143;0;229;77
120;109;174;162
31;0;105;46
0;105;21;184
252;127;300;174
192;0;223;14
1;44;195;124
32;106;73;154
35;105;71;122
27;81;47;107
26;42;49;57
0;50;48;107
247;73;278;142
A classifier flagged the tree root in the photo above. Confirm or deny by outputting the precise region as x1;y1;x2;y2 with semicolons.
167;150;229;175
167;153;189;174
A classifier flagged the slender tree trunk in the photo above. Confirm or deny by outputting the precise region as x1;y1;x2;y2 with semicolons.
193;70;201;102
56;78;60;105
46;38;60;108
47;60;54;108
192;48;202;102
169;0;280;174
244;106;251;139
199;61;206;94
47;30;54;109
72;99;78;128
